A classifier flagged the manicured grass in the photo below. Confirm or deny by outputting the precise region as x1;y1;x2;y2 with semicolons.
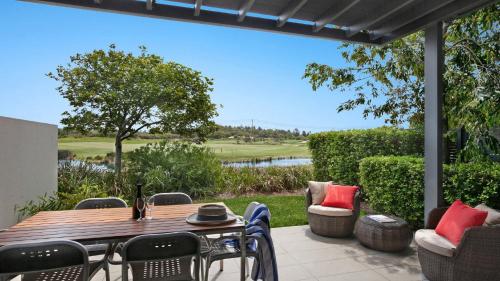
58;137;310;161
196;195;308;228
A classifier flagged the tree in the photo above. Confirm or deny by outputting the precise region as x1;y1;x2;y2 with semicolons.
303;4;499;159
49;45;218;174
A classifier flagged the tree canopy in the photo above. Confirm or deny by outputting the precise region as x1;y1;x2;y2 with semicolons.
303;4;499;159
49;45;218;172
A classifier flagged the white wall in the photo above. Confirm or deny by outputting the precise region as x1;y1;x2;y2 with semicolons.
0;116;58;229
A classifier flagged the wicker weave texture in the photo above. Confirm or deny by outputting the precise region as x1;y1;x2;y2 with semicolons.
417;207;500;281
354;216;412;252
305;188;360;238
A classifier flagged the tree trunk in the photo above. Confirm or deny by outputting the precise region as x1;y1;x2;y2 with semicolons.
115;136;122;175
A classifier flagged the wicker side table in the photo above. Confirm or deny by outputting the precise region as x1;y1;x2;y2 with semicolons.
354;215;412;252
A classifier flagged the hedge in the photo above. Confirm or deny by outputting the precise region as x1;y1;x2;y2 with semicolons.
309;127;423;185
359;156;500;228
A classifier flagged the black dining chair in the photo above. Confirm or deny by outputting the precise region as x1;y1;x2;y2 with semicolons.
121;232;201;281
0;240;105;281
148;192;193;205
74;197;128;280
74;197;128;210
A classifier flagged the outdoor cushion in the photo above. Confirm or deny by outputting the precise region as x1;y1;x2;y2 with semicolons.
321;184;359;209
435;200;488;245
415;229;456;257
308;181;332;205
307;205;353;217
475;203;500;226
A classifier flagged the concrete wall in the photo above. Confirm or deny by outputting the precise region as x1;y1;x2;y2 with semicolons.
0;116;58;229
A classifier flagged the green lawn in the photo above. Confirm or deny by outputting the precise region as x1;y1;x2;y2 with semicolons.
196;194;367;228
58;137;310;162
196;194;308;228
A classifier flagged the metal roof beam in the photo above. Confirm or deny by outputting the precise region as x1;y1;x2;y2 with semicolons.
19;0;378;44
382;0;494;43
276;0;308;28
146;0;154;11
238;0;255;22
194;0;202;16
313;0;360;33
346;0;415;38
370;0;455;40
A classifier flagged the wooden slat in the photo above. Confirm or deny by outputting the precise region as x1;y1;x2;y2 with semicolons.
0;203;244;246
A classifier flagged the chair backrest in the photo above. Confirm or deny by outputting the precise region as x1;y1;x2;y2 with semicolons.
121;232;200;281
0;240;89;281
243;201;260;221
74;197;127;210
149;193;192;206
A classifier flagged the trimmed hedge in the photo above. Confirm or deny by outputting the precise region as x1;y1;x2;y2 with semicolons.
359;156;500;228
309;127;423;185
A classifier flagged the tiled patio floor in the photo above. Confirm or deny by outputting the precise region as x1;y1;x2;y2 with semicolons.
95;225;426;281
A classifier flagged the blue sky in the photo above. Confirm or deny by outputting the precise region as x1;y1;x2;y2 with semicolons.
0;1;386;132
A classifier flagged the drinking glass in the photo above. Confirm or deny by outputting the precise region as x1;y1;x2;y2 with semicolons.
136;197;146;221
146;197;154;220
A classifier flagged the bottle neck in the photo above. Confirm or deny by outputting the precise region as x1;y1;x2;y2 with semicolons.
136;185;142;197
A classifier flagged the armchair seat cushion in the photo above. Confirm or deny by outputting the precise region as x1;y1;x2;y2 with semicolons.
415;229;456;257
308;205;353;217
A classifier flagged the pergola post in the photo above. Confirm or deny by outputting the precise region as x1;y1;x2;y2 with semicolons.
424;21;444;225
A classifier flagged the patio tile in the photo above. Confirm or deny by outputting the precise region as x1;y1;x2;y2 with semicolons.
302;257;371;278
275;253;300;266
374;264;425;281
316;270;388;281
278;264;317;281
9;225;425;281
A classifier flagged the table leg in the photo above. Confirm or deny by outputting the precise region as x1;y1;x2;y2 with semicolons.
240;229;246;281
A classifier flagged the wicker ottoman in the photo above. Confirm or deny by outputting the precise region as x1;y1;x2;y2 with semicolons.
354;215;412;252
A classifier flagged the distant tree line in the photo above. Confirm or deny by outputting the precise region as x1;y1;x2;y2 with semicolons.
209;125;310;140
59;124;311;141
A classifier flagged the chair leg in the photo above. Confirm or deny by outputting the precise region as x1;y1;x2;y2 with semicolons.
204;258;211;281
104;262;111;281
200;258;205;281
219;260;224;271
245;258;249;278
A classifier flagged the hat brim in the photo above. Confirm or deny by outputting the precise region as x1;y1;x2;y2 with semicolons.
186;213;237;226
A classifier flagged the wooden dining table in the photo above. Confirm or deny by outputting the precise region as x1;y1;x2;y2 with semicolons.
0;202;247;281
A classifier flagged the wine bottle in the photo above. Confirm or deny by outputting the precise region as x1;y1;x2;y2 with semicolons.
132;181;143;219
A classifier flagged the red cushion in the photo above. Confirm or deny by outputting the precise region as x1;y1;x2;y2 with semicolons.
435;200;488;245
321;184;359;209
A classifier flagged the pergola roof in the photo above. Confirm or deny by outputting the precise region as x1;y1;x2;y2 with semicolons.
22;0;497;44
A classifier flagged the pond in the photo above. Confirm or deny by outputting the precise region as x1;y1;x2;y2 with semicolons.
224;158;312;168
59;157;313;170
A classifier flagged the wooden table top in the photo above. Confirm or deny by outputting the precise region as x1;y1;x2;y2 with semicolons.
0;202;244;246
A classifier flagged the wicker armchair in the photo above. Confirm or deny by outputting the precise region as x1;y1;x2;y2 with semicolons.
305;188;360;237
417;207;500;281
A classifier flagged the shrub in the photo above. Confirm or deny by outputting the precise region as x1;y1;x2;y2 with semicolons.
359;156;500;228
127;142;222;198
57;161;117;195
58;150;74;160
359;156;424;228
17;184;109;217
220;165;313;194
309;127;423;185
444;162;500;208
17;162;118;217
